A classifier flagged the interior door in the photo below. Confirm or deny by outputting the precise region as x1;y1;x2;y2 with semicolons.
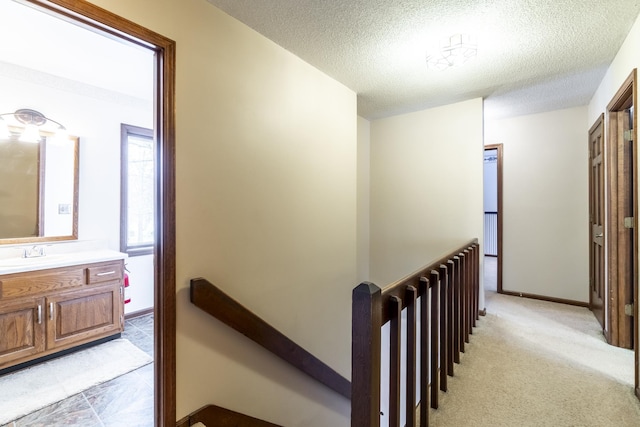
607;70;637;350
589;114;605;329
619;107;635;349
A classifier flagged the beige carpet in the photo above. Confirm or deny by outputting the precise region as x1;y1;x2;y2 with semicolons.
0;338;152;424
429;292;640;426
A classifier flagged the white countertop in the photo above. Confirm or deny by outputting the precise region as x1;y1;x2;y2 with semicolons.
0;250;127;275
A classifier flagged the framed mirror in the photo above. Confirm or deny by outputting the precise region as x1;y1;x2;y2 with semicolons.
0;131;79;244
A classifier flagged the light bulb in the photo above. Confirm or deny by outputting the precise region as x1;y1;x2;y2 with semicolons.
20;124;41;143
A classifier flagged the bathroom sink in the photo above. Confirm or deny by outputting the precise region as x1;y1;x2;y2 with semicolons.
0;250;127;274
0;254;71;268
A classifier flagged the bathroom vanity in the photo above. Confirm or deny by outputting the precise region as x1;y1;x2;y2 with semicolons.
0;251;126;370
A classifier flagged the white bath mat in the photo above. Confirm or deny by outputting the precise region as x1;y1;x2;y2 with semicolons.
0;338;153;424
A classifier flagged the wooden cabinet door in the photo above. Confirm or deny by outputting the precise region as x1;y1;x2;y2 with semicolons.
46;284;123;351
0;297;45;368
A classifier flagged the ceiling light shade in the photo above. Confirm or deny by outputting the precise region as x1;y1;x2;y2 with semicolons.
0;109;68;143
426;34;477;70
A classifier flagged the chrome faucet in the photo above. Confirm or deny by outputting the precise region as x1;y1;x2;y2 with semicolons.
23;245;46;258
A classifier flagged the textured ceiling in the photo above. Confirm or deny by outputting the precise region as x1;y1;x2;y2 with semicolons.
206;0;640;120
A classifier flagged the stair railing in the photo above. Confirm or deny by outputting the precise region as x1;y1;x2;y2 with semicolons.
176;404;282;427
352;239;480;427
190;278;351;399
185;238;479;427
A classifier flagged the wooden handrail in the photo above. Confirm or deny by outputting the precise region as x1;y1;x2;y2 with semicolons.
176;404;282;427
190;278;352;399
378;239;479;321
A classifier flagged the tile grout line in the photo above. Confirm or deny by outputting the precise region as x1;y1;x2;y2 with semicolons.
83;391;106;427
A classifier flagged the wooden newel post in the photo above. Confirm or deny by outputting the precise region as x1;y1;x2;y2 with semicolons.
352;282;382;427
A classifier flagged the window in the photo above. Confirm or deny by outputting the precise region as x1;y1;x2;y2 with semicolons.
121;124;154;256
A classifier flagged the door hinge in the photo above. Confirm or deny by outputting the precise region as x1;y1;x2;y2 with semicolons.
624;217;634;229
624;129;634;141
625;303;634;316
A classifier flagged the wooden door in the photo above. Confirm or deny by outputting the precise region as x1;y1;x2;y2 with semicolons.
589;115;605;329
0;297;45;368
46;284;123;351
618;107;635;349
607;70;637;350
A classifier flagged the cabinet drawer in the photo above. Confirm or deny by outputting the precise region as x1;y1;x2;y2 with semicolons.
86;261;123;284
0;268;85;299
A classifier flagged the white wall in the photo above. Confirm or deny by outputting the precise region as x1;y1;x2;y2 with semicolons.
357;116;371;282
485;106;589;302
369;99;484;293
366;98;483;426
43;139;76;237
588;13;640;124
86;1;357;425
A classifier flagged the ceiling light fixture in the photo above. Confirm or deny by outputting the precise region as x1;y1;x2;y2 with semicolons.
426;34;477;71
0;109;68;143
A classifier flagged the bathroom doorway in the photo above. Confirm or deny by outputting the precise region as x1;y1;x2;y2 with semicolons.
484;144;503;293
0;1;175;425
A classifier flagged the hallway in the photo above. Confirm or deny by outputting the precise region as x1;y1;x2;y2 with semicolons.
431;267;640;426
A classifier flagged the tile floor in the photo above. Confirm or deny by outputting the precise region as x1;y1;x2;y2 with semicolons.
1;314;155;427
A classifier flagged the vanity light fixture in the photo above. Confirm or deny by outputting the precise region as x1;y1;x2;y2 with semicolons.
426;34;477;71
0;109;69;143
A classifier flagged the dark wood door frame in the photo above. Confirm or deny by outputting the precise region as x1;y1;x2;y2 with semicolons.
607;71;638;372
485;144;503;294
25;1;176;425
589;114;606;329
